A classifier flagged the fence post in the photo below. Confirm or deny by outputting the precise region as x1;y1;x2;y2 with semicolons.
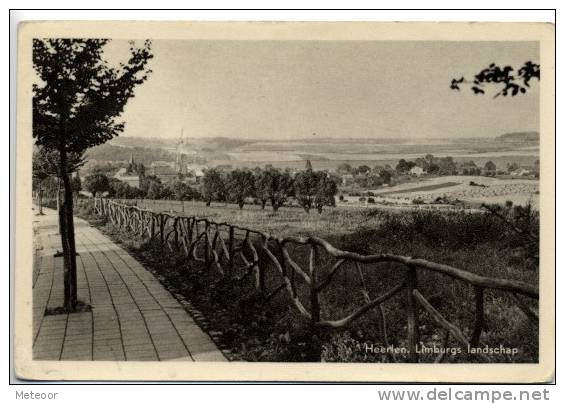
150;214;155;239
470;286;485;347
228;226;235;273
188;218;194;246
255;237;266;294
204;220;210;269
309;244;321;325
173;217;179;247
308;243;323;361
406;265;420;363
159;215;165;246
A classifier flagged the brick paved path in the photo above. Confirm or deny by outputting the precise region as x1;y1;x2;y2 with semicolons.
32;208;226;362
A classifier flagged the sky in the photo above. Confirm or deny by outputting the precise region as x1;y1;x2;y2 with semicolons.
104;40;539;140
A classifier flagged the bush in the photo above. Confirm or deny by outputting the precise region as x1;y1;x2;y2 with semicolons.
367;197;375;204
42;198;58;210
76;199;96;217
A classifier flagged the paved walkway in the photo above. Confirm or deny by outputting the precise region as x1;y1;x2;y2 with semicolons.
32;208;226;362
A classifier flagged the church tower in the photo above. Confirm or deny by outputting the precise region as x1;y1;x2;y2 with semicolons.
127;153;135;173
175;128;187;174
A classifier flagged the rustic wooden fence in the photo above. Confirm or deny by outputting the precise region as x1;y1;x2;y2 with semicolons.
94;198;538;363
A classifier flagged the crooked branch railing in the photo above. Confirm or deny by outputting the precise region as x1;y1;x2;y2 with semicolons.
94;198;538;363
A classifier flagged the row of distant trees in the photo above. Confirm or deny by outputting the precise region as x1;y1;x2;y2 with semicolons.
337;155;539;187
201;166;338;213
338;155;492;178
79;165;339;214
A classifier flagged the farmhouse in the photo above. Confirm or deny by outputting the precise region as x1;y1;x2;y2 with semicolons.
113;168;140;188
341;174;355;186
183;165;207;184
151;161;178;183
113;154;141;187
410;166;425;176
510;168;532;176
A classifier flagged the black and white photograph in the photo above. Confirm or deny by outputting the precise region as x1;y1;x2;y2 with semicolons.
14;20;555;382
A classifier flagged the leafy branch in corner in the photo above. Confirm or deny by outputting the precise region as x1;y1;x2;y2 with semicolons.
451;61;540;98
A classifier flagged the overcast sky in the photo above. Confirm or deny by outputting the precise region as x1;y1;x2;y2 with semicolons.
105;40;539;140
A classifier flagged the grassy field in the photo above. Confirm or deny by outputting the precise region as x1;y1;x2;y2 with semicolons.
134;199;388;238
208;138;539;170
375;181;460;196
86;196;540;363
366;176;539;208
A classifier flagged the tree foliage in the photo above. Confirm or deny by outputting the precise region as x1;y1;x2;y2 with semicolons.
377;169;393;185
254;167;294;211
484;161;497;173
33;39;153;153
395;159;417;174
268;169;294;211
450;61;540;98
226;169;255;209
170;181;198;201
84;171;110;197
294;169;337;213
33;147;85;177
201;168;225;206
313;173;338;213
108;178;143;199
254;168;272;209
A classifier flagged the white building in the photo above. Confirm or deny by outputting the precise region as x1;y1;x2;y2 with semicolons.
511;168;532;176
410;166;425;176
113;168;141;188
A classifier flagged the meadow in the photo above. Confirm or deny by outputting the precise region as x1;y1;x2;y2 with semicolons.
365;175;540;208
207;137;540;170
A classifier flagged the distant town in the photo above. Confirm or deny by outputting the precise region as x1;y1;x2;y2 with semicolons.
47;131;539;212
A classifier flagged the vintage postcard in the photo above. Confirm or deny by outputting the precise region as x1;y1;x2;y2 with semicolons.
14;21;555;382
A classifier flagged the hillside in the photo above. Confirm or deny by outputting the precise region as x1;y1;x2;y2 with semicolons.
86;143;179;165
496;131;539;142
111;136;251;152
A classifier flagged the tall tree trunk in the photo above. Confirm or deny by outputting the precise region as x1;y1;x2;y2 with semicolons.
56;178;61;213
58;150;78;312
